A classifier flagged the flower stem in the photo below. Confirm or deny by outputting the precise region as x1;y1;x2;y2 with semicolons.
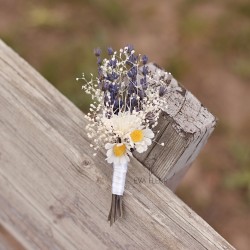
108;194;123;226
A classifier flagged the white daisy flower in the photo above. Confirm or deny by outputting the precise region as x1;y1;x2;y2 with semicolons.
129;128;154;153
105;142;132;165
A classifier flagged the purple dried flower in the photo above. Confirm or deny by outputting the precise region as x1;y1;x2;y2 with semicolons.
142;66;148;76
109;59;117;68
138;89;145;99
130;96;138;110
102;82;109;91
140;77;148;90
128;82;135;95
126;54;137;66
97;57;102;65
113;99;123;114
94;48;101;57
107;47;114;55
127;67;137;79
127;44;134;54
142;55;148;64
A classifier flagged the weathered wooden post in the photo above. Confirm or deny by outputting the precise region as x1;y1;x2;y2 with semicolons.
135;63;216;190
0;40;234;249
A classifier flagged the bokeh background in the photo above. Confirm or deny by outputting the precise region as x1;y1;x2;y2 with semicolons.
0;0;250;249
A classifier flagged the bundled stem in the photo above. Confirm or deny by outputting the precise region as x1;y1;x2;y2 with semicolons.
108;194;123;226
108;162;127;226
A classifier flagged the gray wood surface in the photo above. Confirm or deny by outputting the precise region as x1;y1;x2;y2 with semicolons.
0;40;234;249
0;225;25;250
134;63;216;190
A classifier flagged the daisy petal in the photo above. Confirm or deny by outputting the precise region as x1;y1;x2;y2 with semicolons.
143;128;154;138
144;138;152;146
105;143;113;150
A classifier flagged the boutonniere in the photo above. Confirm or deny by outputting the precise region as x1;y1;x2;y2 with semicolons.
78;45;170;225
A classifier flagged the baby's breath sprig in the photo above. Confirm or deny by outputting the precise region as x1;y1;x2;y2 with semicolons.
77;45;171;225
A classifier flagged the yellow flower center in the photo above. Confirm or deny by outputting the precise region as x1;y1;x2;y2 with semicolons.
130;130;144;142
113;144;126;157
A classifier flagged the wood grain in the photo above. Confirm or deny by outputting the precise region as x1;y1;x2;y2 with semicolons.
134;63;216;190
0;40;234;249
0;225;25;250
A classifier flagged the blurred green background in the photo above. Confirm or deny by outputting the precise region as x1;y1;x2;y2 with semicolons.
0;0;250;249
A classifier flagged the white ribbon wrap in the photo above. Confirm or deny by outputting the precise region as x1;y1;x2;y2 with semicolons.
112;162;128;195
